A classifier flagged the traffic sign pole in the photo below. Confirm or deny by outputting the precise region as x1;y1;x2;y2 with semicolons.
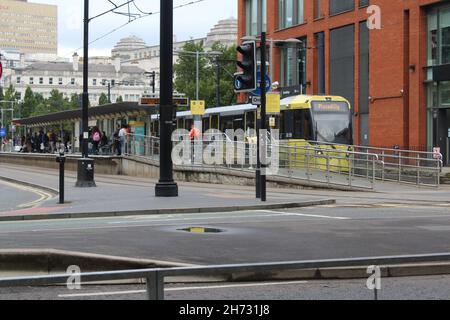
260;32;267;202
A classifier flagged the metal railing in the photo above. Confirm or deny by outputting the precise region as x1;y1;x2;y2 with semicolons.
123;134;160;160
1;253;450;300
309;141;443;188
2;132;443;189
122;133;384;190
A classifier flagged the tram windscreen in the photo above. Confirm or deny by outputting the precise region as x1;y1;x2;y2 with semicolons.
311;101;352;145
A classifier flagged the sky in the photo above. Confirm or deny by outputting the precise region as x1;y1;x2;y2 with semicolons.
31;0;237;58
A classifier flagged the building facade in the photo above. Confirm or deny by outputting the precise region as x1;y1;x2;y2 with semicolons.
0;0;57;55
238;0;450;164
112;18;238;93
10;53;148;106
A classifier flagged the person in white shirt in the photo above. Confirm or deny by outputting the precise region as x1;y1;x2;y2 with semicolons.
118;125;127;155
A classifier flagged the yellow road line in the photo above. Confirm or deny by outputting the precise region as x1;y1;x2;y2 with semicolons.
0;179;54;209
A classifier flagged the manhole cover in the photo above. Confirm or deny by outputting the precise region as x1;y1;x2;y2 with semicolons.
178;227;224;234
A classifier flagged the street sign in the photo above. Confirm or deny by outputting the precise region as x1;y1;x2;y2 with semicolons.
266;93;281;114
0;127;6;138
251;71;272;96
251;96;261;105
140;97;189;107
190;100;206;116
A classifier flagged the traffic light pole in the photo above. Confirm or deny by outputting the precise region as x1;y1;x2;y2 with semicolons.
260;32;267;202
155;0;178;197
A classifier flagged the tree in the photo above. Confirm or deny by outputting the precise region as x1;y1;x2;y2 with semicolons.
116;95;123;103
21;87;36;119
99;93;108;106
210;42;237;107
70;93;81;109
174;41;237;109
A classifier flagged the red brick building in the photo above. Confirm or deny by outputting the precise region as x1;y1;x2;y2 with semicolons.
237;0;450;164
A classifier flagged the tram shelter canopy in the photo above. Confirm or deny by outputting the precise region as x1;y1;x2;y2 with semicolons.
14;102;157;128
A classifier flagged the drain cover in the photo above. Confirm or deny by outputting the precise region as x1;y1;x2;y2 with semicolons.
179;227;224;234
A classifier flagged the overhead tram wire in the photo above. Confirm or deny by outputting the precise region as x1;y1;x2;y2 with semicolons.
50;0;209;63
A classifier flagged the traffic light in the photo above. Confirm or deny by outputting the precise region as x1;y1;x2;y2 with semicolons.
234;41;257;92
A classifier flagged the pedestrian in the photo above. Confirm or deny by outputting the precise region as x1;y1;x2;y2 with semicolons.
118;125;127;156
189;124;201;163
92;127;101;155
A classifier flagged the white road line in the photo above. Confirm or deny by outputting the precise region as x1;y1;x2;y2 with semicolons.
107;213;288;225
260;210;351;220
57;281;309;298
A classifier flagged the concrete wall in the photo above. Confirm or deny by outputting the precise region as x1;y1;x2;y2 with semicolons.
0;153;121;176
0;153;363;190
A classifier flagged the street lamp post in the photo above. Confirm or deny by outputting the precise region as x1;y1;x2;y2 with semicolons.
75;0;96;188
174;50;222;101
145;71;157;94
155;0;178;197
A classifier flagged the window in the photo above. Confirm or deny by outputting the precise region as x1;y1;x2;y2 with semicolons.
440;7;450;64
279;0;304;29
428;6;450;66
441;81;450;106
39;77;43;84
245;0;266;36
93;79;97;86
58;78;63;85
330;0;354;15
71;78;75;85
359;0;370;7
29;77;34;85
314;0;322;19
280;37;307;90
16;77;21;84
49;77;53;85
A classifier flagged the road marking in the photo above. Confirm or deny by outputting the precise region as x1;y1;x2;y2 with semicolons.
107;213;297;225
57;281;309;298
0;179;54;209
260;210;351;220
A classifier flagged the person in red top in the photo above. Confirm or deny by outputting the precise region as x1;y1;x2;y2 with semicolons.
189;124;201;163
189;124;201;141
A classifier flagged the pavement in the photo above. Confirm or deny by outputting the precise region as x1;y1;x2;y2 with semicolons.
0;163;336;221
2;275;450;300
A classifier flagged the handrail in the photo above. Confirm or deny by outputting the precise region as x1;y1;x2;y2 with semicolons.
1;253;450;300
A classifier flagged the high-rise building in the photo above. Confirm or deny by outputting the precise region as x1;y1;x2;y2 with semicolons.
0;0;57;55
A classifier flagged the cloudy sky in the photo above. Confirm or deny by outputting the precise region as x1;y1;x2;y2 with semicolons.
31;0;237;58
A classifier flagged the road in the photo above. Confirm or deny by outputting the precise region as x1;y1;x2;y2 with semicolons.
0;179;52;212
1;275;450;300
0;202;450;264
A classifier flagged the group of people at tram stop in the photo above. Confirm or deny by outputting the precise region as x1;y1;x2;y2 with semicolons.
11;129;73;154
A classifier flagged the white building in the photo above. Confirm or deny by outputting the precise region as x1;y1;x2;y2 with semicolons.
111;18;238;94
9;53;149;106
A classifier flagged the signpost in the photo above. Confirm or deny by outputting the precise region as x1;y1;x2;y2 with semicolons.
251;71;272;97
190;100;206;116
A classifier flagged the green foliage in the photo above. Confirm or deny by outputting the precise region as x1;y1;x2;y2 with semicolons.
174;41;237;109
116;95;123;103
30;89;73;117
99;93;109;105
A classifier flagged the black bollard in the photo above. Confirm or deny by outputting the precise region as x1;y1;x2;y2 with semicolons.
56;148;65;204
